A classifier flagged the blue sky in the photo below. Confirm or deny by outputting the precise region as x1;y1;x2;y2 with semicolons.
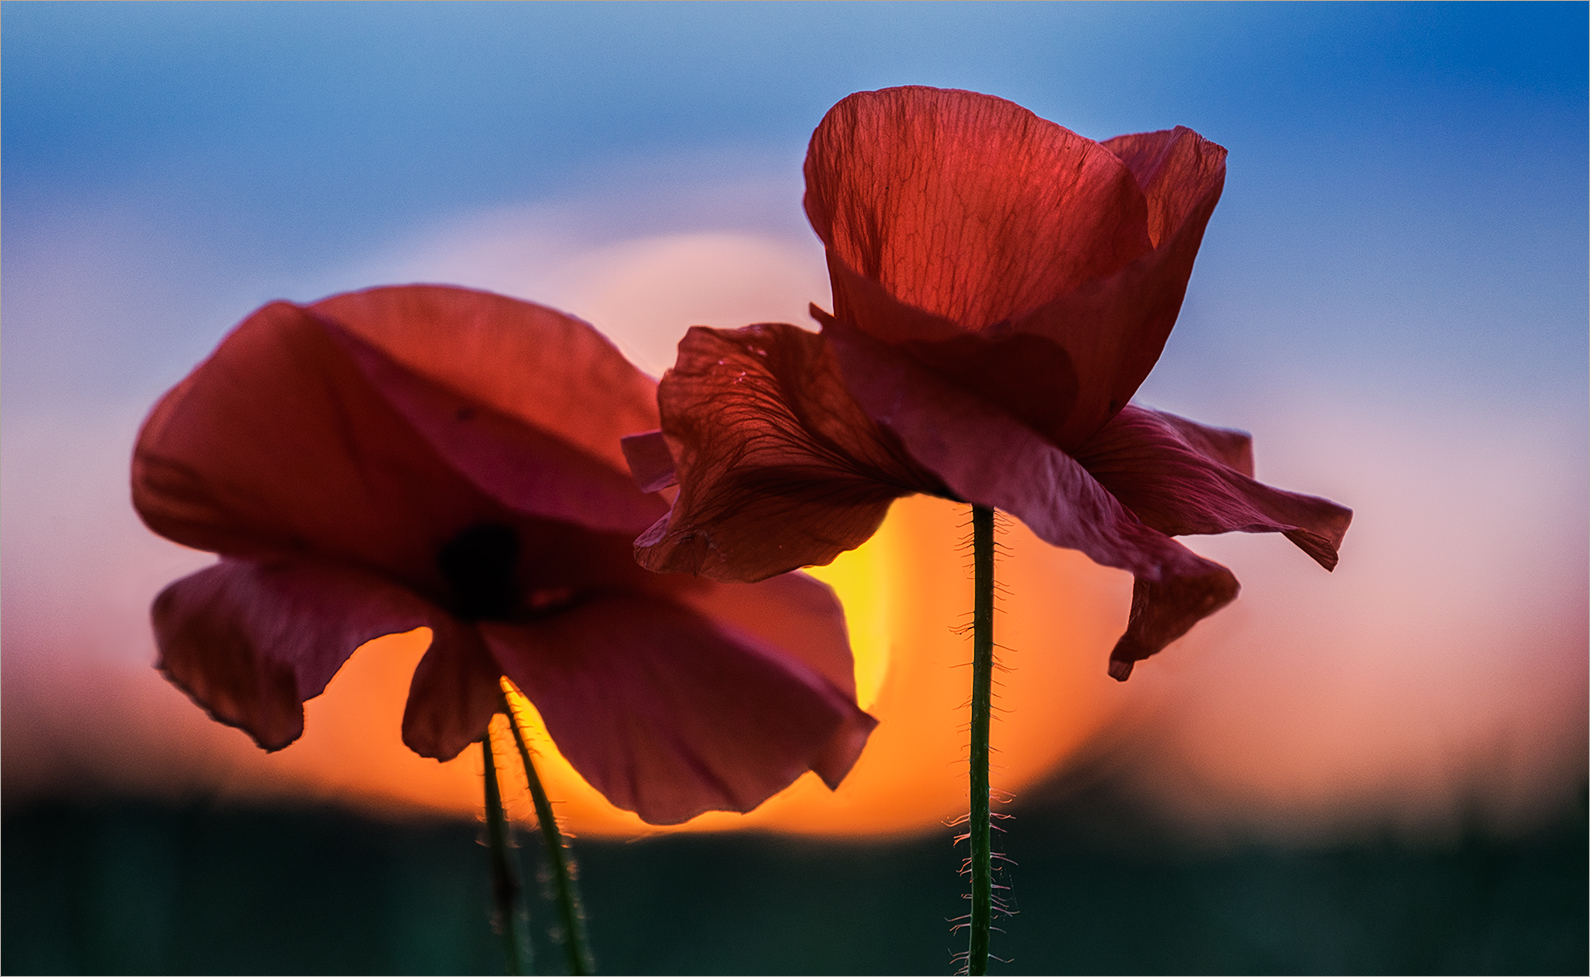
5;2;1585;409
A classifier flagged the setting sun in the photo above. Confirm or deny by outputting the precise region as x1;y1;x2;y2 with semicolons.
264;495;1129;838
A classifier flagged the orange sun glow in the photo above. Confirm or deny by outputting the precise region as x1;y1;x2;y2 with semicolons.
266;494;1130;838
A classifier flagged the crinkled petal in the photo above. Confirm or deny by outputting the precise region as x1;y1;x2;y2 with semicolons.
823;315;1238;676
401;618;505;762
1074;405;1353;570
132;300;504;580
1010;127;1226;448
484;595;878;825
312;286;659;475
1109;571;1239;682
636;323;941;582
805;88;1228;452
882;125;1229;453
152;557;436;750
1151;410;1255;476
325;320;664;534
1103;127;1230;250
805;86;1153;332
812;276;1091;458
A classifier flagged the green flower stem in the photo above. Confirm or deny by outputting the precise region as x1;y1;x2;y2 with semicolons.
482;734;534;975
502;692;594;976
968;504;996;975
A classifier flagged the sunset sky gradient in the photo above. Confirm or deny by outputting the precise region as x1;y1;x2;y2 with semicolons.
3;3;1585;840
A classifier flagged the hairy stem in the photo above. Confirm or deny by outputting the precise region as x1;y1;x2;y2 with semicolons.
968;504;996;975
482;733;533;975
502;691;594;976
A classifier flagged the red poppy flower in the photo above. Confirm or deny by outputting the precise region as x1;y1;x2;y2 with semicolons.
132;284;876;825
629;87;1351;678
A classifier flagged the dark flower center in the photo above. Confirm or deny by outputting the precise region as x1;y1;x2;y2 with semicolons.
436;523;520;621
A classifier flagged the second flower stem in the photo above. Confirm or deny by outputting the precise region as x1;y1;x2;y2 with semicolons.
968;503;995;975
482;733;533;975
501;691;594;976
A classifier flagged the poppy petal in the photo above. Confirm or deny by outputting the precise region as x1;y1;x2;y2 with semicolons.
131;300;503;580
1149;410;1255;477
805;86;1153;332
401;618;505;762
636;323;941;582
1073;405;1353;570
804;88;1228;452
621;429;679;493
824;315;1239;673
311;286;659;476
1013;127;1226;448
813;276;1091;457
151;557;436;751
1103;127;1230;250
666;573;872;786
324;320;664;534
483;595;878;825
672;571;860;701
1108;568;1239;682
